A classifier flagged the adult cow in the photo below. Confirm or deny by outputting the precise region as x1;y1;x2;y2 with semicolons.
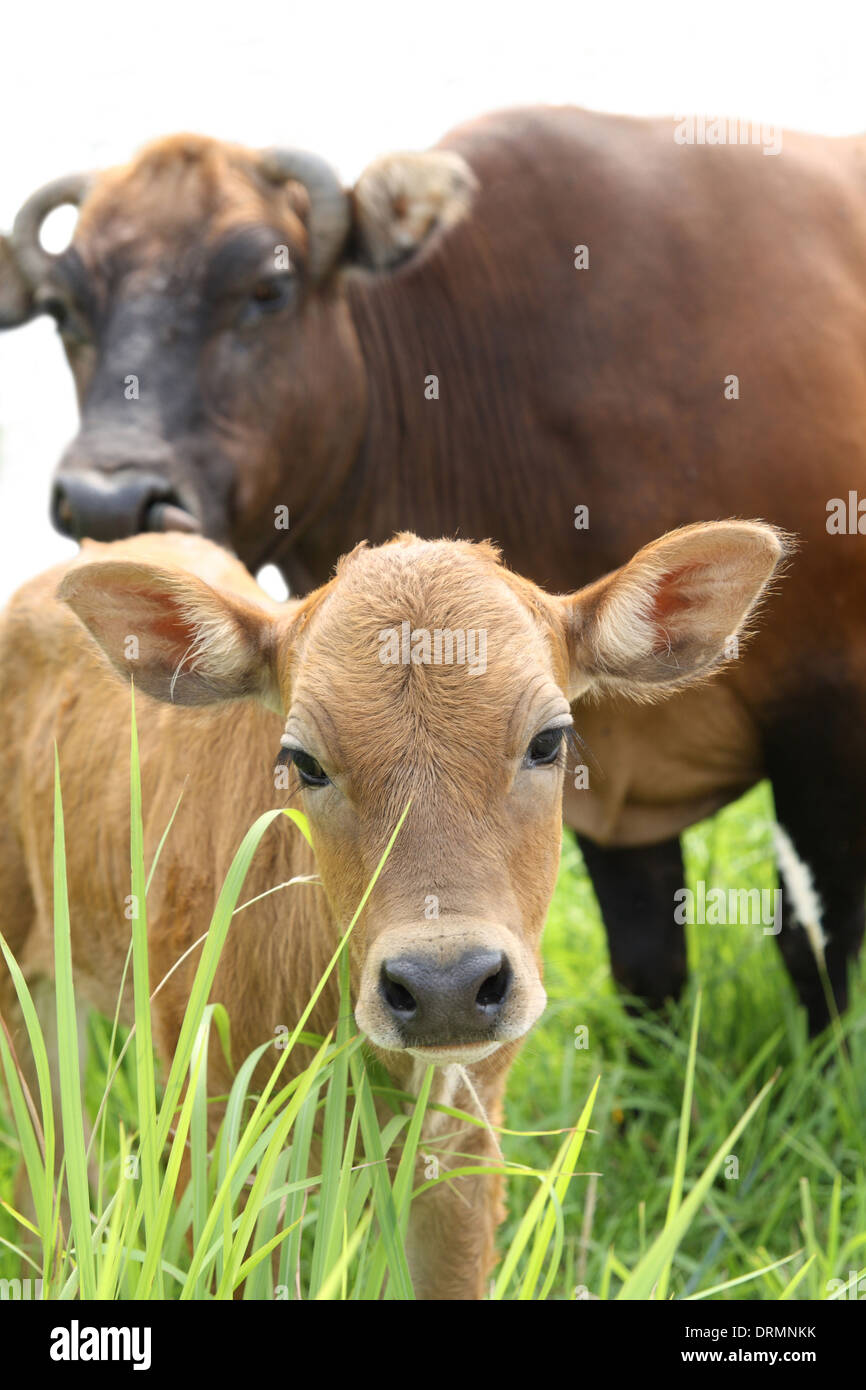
1;107;864;1033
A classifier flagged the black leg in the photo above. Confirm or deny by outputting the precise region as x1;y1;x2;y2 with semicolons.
762;692;866;1034
575;833;687;1011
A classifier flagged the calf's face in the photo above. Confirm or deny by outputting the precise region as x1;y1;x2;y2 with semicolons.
60;523;786;1065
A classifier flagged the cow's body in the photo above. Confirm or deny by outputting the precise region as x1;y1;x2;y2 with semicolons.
2;107;864;1028
0;523;784;1297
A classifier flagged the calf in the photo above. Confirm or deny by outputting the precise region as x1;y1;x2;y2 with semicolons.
0;521;785;1298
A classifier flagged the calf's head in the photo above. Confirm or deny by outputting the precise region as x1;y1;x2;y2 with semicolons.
60;522;786;1065
0;138;477;566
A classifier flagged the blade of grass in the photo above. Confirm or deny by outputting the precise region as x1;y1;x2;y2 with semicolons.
656;992;702;1301
617;1071;778;1300
51;746;96;1300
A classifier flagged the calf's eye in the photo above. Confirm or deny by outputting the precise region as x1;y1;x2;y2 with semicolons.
524;726;566;768
288;748;330;788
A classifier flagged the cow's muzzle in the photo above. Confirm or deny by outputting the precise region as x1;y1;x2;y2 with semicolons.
51;470;201;542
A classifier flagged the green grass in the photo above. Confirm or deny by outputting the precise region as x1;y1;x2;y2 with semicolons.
1;742;864;1298
502;782;866;1299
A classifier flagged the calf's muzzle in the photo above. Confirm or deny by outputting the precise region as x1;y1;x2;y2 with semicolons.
380;948;512;1049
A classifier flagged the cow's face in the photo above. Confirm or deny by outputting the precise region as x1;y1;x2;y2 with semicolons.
0;138;477;575
60;522;786;1069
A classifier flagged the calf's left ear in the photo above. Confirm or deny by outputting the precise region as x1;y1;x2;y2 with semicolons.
559;521;790;701
59;561;284;709
352;150;478;270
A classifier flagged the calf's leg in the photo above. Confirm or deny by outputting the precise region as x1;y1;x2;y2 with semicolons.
403;1072;507;1300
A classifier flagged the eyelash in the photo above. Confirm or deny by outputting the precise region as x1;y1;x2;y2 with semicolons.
275;745;330;788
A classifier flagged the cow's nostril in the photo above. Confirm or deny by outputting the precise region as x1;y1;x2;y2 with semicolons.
53;484;75;534
476;959;512;1013
50;470;200;542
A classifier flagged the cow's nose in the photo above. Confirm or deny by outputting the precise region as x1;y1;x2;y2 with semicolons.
51;470;200;541
379;949;512;1046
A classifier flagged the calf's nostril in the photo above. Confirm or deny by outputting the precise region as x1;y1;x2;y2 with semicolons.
476;959;512;1014
381;966;418;1018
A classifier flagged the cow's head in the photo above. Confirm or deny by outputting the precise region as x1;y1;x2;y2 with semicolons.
59;521;786;1068
0;138;477;571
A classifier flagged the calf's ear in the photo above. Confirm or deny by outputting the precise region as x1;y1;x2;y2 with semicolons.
352;150;478;270
0;237;35;328
59;561;283;708
559;521;790;701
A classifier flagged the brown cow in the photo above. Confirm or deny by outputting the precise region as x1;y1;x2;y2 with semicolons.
0;107;861;1031
0;521;784;1298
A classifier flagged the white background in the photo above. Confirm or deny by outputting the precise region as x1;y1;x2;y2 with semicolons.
0;0;863;599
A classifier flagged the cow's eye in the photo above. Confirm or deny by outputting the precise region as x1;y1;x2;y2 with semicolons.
524;726;566;768
290;748;330;788
241;273;297;322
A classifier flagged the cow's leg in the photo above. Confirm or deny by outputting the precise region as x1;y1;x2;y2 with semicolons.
575;833;687;1011
764;706;866;1034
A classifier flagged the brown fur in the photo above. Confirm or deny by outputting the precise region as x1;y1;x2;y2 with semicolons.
0;522;783;1298
0;109;853;854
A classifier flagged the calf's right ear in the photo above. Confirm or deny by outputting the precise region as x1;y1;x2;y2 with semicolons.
558;520;790;701
0;237;35;327
59;561;283;709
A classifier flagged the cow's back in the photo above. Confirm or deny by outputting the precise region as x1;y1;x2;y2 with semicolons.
348;108;866;671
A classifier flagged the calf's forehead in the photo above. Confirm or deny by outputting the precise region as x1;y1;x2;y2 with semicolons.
282;543;565;771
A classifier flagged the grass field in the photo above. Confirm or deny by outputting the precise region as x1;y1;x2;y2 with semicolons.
1;778;864;1299
505;781;866;1299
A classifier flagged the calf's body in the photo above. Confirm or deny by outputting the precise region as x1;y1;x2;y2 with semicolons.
0;523;784;1297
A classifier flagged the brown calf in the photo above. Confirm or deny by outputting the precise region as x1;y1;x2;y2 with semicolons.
0;521;785;1298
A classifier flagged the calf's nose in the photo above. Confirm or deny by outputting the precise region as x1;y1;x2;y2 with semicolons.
380;948;512;1046
51;470;199;541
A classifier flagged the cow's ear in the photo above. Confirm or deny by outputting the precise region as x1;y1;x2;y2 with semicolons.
351;151;478;271
58;561;285;710
0;237;35;328
558;521;790;701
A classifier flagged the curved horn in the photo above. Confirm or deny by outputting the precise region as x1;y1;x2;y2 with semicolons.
11;173;92;285
259;149;350;281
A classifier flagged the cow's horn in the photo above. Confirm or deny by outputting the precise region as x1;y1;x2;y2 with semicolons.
259;149;350;281
11;173;92;284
